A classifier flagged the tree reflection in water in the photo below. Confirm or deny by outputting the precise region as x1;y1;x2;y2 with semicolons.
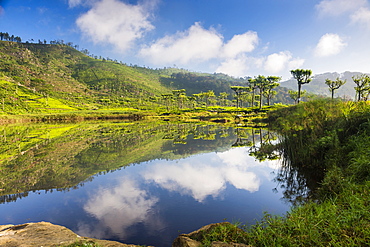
0;122;292;246
249;128;326;206
0;122;323;206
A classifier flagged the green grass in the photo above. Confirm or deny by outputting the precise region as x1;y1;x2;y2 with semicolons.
0;79;78;114
193;100;370;246
244;182;370;246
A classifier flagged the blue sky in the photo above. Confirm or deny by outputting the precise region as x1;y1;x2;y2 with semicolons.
1;0;370;79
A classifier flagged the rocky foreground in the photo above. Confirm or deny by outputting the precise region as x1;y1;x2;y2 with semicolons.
0;222;139;247
0;222;251;247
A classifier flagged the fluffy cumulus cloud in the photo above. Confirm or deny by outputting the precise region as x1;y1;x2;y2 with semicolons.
140;22;303;77
71;1;302;77
314;33;347;57
264;51;304;73
351;7;370;29
215;52;304;78
212;32;258;76
139;23;260;66
316;0;367;16
139;22;223;64
75;0;156;52
221;31;258;59
215;56;250;78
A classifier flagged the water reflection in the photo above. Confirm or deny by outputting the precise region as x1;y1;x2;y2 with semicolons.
142;149;263;202
0;122;238;202
79;178;162;240
0;122;292;246
73;145;282;244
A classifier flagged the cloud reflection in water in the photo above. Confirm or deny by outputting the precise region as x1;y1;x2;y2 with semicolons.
78;178;161;240
143;147;274;202
79;147;280;241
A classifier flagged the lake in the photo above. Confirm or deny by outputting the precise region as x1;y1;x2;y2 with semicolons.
0;121;290;246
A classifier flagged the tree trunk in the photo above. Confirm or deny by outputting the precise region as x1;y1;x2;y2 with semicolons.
259;89;263;109
252;90;255;107
297;83;302;103
358;90;361;101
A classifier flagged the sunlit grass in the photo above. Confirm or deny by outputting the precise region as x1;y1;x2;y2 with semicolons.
194;100;370;246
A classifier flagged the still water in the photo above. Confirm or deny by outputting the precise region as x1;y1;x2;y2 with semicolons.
0;122;289;246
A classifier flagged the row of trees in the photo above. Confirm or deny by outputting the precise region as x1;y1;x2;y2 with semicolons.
231;75;281;109
0;32;21;42
160;89;229;110
290;69;370;102
229;69;370;107
159;75;283;111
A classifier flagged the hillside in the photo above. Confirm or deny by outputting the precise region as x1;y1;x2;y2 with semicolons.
0;41;173;113
281;71;368;99
0;40;295;115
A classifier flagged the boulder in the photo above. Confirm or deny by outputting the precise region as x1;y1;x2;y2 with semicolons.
0;222;141;247
172;222;252;247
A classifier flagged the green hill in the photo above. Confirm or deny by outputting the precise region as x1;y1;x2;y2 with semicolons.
0;41;173;113
0;40;295;116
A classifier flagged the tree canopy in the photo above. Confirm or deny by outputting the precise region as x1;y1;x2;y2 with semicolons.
290;69;312;103
325;78;346;99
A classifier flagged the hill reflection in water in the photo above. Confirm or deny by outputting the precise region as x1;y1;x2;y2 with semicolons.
0;122;289;246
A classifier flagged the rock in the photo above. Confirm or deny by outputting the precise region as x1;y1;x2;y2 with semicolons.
172;222;252;247
0;222;142;247
172;234;202;247
0;221;252;247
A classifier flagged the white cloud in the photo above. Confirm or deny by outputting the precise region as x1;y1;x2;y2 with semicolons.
139;22;259;67
314;33;347;57
139;22;223;64
288;58;306;70
264;51;304;74
215;51;303;78
76;0;156;53
316;0;367;16
215;56;249;78
221;31;258;58
264;52;291;73
351;7;370;29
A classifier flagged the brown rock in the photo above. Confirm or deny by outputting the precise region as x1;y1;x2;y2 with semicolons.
172;222;252;247
0;222;142;247
172;234;202;247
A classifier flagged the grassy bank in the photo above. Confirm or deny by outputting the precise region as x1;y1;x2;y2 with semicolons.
194;99;370;246
0;109;148;124
0;104;283;125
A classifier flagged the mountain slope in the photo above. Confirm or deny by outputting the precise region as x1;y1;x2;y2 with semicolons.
0;41;174;111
